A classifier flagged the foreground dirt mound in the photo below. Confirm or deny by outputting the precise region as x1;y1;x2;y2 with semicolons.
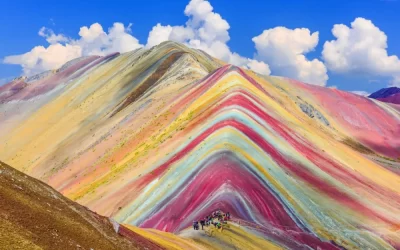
0;161;163;250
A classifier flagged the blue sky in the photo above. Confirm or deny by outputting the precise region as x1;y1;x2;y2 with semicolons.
1;0;400;94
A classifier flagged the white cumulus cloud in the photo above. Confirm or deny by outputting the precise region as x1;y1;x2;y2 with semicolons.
245;59;271;75
39;27;69;44
322;17;400;84
145;0;271;76
252;27;328;86
3;22;143;76
351;90;370;96
3;0;333;84
146;24;174;48
4;44;82;76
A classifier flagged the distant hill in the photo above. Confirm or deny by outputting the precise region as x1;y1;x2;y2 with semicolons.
369;87;400;104
377;93;400;104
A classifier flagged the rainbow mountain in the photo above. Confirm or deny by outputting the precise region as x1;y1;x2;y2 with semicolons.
1;41;400;249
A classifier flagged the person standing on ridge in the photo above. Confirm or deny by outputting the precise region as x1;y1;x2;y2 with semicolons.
200;219;205;230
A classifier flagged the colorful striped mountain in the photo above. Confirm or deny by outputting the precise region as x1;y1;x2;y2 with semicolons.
1;41;400;249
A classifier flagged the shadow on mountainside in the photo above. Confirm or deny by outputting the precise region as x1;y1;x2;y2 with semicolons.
0;160;164;250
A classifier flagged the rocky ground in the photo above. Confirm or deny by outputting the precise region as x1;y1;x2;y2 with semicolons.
0;160;164;250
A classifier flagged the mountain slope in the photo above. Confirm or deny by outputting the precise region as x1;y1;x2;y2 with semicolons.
0;41;220;174
1;42;400;249
0;161;163;250
124;223;283;250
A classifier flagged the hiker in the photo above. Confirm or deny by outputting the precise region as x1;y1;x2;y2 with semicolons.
193;220;199;230
200;219;205;230
216;221;222;232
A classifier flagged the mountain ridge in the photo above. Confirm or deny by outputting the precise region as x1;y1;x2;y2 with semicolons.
1;41;400;249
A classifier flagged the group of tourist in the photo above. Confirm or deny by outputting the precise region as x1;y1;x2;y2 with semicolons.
193;209;231;231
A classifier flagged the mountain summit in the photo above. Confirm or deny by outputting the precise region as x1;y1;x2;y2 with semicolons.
1;42;400;249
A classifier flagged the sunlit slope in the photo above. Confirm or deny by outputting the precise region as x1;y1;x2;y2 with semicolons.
124;223;281;250
0;41;220;175
1;42;400;249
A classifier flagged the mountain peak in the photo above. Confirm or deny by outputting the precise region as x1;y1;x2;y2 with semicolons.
1;41;400;249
